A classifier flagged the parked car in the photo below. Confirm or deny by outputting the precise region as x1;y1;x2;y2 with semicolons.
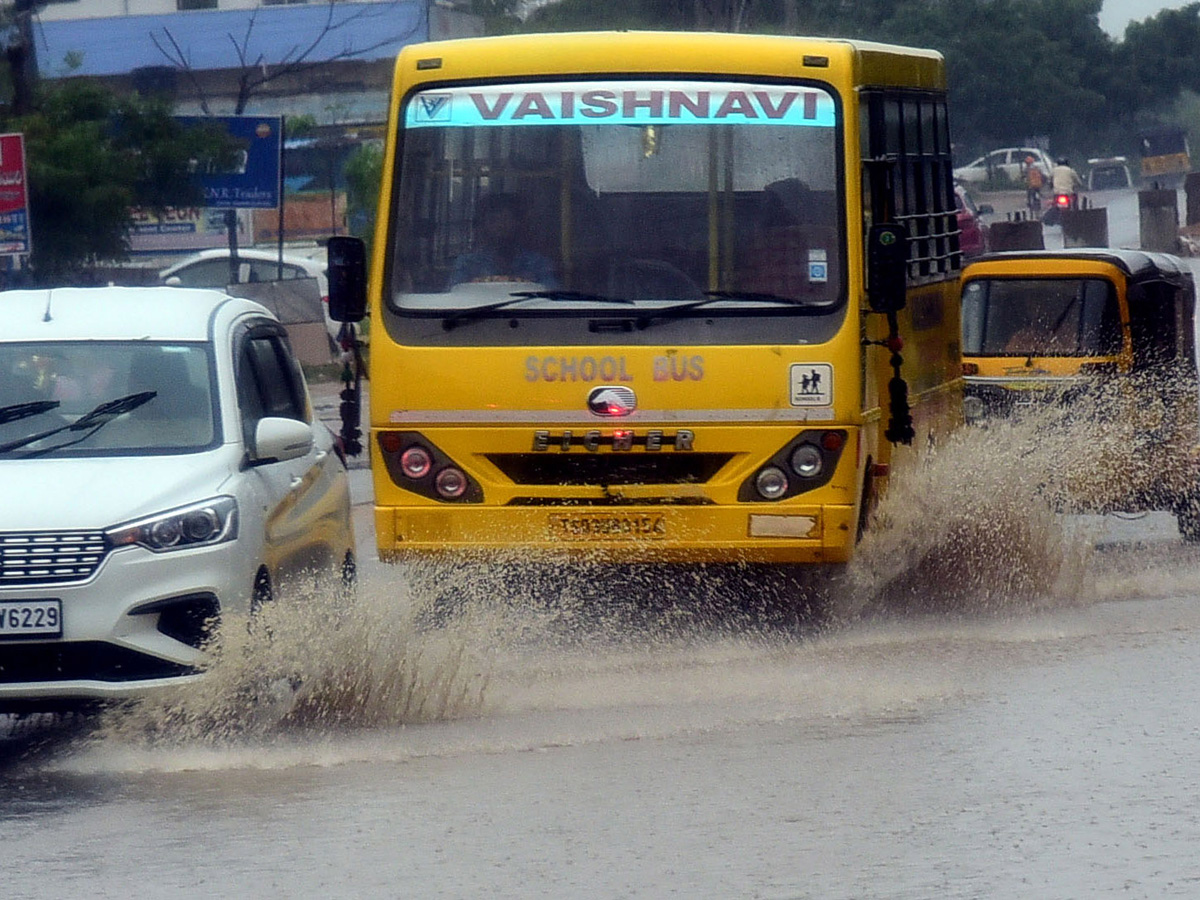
0;287;355;712
1087;156;1133;192
954;147;1053;185
159;247;339;348
955;184;992;258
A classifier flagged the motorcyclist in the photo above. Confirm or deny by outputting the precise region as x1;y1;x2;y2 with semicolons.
1051;157;1084;208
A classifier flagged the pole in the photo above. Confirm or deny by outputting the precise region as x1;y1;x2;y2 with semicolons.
277;116;286;279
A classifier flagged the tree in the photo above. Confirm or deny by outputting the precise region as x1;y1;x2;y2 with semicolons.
343;141;383;258
2;82;228;284
151;1;423;116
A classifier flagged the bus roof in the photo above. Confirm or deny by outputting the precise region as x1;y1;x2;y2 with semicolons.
395;31;946;92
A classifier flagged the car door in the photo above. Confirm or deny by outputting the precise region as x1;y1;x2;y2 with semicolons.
234;321;347;591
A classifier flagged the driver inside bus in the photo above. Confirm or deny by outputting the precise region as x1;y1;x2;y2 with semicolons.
450;193;557;288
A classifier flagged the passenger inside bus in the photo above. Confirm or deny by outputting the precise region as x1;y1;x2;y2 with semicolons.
449;193;558;288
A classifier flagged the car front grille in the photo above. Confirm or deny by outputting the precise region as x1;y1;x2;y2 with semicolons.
0;531;110;586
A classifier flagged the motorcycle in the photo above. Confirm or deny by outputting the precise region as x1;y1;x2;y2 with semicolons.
1042;191;1077;227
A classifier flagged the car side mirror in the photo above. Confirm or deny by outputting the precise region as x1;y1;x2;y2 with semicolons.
326;235;368;323
866;222;909;313
250;416;313;465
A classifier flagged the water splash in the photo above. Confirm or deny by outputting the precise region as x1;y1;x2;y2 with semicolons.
100;575;491;745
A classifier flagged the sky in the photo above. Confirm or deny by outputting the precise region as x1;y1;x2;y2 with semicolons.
1099;0;1189;36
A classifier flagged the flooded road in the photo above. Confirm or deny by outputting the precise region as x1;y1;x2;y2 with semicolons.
6;502;1200;898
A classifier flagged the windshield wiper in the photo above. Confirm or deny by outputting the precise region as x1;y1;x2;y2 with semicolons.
0;391;156;455
0;399;60;426
635;291;835;328
442;290;634;330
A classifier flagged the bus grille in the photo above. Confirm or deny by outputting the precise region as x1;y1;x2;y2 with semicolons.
1;531;109;585
484;453;733;486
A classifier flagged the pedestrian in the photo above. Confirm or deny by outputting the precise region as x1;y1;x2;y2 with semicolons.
1024;155;1044;217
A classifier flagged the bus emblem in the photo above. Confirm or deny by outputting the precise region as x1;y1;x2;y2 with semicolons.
587;386;637;417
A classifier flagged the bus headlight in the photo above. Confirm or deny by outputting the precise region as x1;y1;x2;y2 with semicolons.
755;466;789;500
789;443;824;478
435;467;469;499
400;445;433;479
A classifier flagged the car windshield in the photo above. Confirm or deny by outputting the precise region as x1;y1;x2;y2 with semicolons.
0;342;217;457
961;277;1122;357
388;79;843;335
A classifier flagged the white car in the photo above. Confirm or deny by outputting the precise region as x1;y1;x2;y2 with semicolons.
159;247;340;347
0;287;355;713
954;147;1054;185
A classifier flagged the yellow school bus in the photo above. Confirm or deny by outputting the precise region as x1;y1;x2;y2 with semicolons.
327;31;964;574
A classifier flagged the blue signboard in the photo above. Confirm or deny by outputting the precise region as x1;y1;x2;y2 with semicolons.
179;115;282;210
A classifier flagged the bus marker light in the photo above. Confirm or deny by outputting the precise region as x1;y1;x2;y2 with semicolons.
820;431;845;452
379;431;403;453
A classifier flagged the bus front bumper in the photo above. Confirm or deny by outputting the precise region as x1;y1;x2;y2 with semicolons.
375;503;855;564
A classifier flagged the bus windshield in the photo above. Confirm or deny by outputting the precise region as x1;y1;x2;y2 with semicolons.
389;79;843;325
961;278;1121;357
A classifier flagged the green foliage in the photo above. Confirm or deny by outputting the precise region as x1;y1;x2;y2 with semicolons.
342;141;383;256
523;0;1200;170
0;81;233;285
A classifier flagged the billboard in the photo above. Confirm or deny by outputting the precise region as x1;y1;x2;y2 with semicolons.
0;133;31;255
128;206;251;254
180;115;282;210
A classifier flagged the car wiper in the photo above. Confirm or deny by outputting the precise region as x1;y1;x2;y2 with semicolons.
635;291;835;328
0;399;60;426
0;391;156;455
443;290;634;330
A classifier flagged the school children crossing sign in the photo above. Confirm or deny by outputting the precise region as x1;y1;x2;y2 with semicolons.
0;133;31;255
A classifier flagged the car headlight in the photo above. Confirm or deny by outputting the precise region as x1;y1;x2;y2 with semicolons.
106;496;238;552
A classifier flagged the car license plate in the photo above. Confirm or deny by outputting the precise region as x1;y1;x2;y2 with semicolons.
548;513;667;541
0;600;63;639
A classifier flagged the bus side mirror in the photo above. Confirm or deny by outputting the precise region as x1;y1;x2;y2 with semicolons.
867;222;909;313
326;235;368;323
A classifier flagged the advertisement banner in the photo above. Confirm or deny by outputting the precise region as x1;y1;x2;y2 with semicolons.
0;133;31;255
128;206;251;254
179;115;282;210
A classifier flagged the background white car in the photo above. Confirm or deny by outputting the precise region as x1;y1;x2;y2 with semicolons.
0;287;355;713
159;246;340;349
954;147;1054;185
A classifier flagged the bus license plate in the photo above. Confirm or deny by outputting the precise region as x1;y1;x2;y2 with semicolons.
549;514;667;541
0;600;63;639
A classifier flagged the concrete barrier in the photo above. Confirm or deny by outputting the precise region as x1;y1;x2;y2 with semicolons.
1060;207;1108;248
987;219;1044;251
1139;189;1180;252
1186;172;1200;227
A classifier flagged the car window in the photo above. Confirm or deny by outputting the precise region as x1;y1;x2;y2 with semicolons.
167;258;237;288
236;331;309;444
246;261;307;283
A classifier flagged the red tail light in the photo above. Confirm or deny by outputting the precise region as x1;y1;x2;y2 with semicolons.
1055;193;1071;207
